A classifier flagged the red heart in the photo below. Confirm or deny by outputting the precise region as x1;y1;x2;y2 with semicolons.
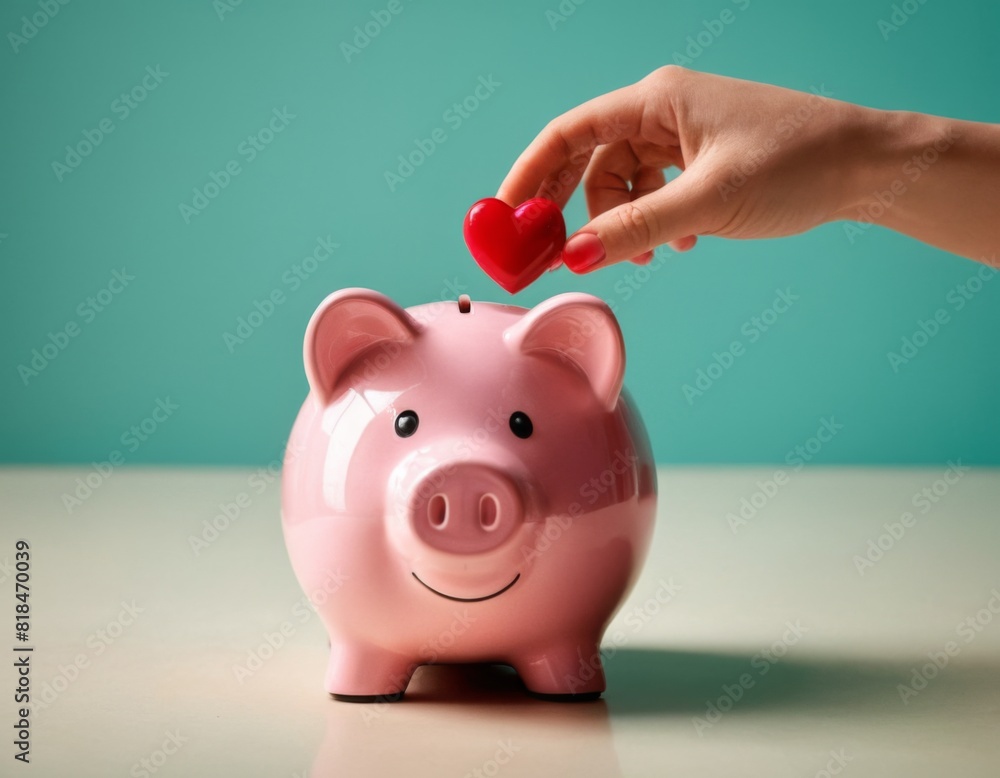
463;197;566;294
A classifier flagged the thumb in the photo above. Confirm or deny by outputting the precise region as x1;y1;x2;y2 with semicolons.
562;170;710;273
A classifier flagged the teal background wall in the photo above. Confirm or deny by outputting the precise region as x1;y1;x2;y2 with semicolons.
1;0;997;466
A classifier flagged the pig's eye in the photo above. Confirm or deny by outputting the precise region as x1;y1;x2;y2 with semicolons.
509;411;533;439
395;410;419;438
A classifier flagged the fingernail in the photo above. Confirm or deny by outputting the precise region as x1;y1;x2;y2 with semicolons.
632;250;654;265
561;233;606;273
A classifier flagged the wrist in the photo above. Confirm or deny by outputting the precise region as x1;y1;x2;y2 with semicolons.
834;105;952;223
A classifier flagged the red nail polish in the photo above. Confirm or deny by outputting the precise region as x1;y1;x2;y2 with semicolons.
562;233;606;273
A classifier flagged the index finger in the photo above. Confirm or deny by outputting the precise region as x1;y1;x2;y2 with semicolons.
496;83;646;209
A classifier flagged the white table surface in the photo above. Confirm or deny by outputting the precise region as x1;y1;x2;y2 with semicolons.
1;465;998;777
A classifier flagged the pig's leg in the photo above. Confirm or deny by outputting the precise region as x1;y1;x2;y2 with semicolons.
325;643;416;703
513;640;605;701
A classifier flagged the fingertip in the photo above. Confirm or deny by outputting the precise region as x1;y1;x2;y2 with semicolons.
561;232;606;273
496;170;539;209
668;235;698;252
493;185;516;209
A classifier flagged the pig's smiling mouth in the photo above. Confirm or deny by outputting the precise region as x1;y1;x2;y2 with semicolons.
412;572;520;602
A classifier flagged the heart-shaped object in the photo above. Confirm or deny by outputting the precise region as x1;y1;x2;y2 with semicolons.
463;197;566;294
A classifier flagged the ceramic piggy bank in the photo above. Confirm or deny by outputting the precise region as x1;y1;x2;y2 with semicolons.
282;288;656;701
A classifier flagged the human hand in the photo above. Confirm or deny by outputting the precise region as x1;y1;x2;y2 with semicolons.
497;67;875;272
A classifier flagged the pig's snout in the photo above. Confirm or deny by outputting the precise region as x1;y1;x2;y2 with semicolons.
409;464;523;554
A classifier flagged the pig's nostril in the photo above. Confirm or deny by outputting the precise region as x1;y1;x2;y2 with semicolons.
479;494;500;530
428;494;448;528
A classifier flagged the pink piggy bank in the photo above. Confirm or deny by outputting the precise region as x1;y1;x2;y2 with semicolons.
282;288;656;701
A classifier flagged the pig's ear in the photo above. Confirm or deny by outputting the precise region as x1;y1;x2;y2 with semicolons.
505;293;625;411
304;288;420;404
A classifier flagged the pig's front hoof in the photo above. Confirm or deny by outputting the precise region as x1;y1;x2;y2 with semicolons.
527;690;602;703
325;644;414;702
330;691;404;704
513;643;606;701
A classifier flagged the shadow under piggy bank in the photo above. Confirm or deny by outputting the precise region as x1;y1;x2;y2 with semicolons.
602;646;1000;719
306;646;1000;775
308;663;623;777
